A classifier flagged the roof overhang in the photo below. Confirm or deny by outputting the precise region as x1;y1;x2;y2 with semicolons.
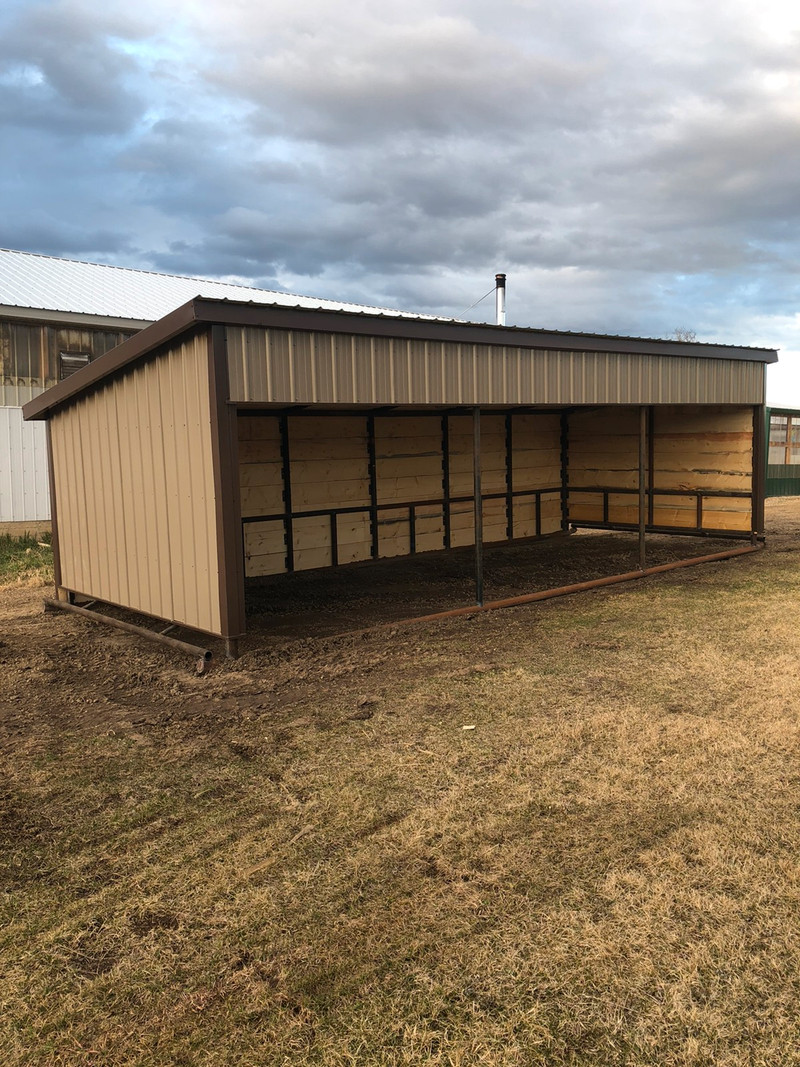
23;296;780;421
0;304;152;331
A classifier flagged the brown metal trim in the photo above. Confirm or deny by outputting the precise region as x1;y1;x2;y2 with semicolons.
330;512;339;566
441;414;452;549
194;299;777;362
208;325;246;640
560;411;570;532
752;404;767;538
240;485;563;526
570;521;751;541
279;413;294;571
505;413;514;540
23;297;778;422
647;405;655;526
44;421;63;593
367;413;379;559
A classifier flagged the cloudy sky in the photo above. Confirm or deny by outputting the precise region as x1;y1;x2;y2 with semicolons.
2;0;799;399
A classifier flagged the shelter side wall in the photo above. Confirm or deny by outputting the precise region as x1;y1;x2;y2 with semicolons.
49;333;223;634
651;406;753;532
239;412;562;577
566;405;753;533
226;326;765;407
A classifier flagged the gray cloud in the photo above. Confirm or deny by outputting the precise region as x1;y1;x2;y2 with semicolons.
0;0;798;371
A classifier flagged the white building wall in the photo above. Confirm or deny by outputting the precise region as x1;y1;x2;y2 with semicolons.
0;407;50;522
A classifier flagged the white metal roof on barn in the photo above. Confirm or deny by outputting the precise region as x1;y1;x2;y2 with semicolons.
0;247;439;325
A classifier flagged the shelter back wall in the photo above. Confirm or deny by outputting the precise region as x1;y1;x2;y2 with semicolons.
239;412;563;577
567;405;754;532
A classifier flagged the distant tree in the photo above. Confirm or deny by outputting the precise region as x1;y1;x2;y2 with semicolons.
673;327;697;342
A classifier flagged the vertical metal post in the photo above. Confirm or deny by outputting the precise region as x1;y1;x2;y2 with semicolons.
752;404;767;542
647;406;655;526
279;413;294;572
638;405;647;570
473;406;484;606
367;413;379;558
505;412;514;540
329;512;339;567
441;414;451;549
560;410;569;532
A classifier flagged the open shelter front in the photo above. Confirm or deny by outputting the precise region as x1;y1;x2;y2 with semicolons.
23;298;775;664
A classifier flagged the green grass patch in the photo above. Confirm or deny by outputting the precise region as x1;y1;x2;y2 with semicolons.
0;533;53;584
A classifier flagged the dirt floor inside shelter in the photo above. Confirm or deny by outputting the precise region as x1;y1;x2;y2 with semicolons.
244;527;747;640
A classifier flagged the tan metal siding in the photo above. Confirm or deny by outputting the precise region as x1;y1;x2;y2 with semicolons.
50;333;223;635
227;327;765;407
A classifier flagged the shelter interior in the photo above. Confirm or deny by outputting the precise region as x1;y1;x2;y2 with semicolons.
239;404;756;581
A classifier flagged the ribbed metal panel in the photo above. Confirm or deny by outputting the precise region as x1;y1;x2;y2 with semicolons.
0;247;435;322
227;328;766;407
50;334;222;635
0;407;50;521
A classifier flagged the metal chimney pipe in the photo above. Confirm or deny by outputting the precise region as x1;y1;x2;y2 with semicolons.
495;273;506;326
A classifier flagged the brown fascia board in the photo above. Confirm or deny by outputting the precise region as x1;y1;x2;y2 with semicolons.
23;295;779;421
194;298;779;364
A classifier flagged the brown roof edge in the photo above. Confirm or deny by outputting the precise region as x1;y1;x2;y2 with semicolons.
23;295;779;421
192;298;779;363
23;299;201;420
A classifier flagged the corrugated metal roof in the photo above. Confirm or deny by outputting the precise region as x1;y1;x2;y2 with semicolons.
0;247;436;323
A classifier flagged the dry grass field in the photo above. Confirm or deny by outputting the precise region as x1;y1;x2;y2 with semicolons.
3;504;800;1065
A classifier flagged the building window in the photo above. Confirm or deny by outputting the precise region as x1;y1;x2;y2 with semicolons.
769;414;800;465
59;352;90;380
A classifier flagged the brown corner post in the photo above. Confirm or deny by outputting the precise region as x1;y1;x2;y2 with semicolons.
752;403;767;542
473;406;484;606
638;405;647;570
44;422;67;600
208;325;246;654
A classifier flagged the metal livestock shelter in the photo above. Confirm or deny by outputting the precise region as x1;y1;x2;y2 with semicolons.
23;298;776;667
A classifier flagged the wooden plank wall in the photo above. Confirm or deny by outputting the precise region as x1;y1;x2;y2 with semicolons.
567;408;641;524
567;405;753;532
239;412;563;577
652;406;752;531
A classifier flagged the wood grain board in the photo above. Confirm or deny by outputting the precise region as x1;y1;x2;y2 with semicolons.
240;405;753;577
